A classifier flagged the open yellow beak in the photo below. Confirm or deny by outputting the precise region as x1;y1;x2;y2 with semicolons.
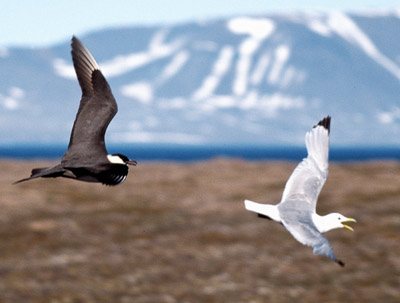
342;218;357;231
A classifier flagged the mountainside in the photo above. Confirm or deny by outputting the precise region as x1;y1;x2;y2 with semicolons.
1;10;400;146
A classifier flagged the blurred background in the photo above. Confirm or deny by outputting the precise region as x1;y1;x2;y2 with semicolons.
1;0;400;161
0;2;400;303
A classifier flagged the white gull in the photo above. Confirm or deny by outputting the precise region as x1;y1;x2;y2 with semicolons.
244;116;356;266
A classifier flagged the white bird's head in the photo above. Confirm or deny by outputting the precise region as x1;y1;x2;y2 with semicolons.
322;213;357;232
313;213;356;233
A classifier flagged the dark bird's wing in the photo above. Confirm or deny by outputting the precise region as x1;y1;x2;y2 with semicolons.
62;36;117;166
14;164;66;184
279;116;331;211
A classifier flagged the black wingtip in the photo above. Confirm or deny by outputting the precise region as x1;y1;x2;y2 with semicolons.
71;36;84;53
71;36;78;47
71;35;79;44
336;259;345;267
314;115;331;134
13;177;30;185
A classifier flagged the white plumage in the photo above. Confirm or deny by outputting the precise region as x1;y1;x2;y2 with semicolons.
244;116;356;266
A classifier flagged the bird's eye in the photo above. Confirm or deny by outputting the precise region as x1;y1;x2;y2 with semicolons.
338;217;340;220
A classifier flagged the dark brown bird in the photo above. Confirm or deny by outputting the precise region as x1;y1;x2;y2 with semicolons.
15;36;137;186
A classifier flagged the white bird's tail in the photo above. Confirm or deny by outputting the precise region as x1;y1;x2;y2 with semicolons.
244;200;281;222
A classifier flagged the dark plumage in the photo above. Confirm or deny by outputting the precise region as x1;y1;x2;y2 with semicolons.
15;37;137;186
314;115;331;134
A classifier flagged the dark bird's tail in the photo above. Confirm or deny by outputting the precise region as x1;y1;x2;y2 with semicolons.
14;165;65;184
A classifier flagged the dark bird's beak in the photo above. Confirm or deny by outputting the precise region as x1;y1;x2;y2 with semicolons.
128;160;138;166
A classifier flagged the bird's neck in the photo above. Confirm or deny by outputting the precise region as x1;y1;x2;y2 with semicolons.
311;213;335;233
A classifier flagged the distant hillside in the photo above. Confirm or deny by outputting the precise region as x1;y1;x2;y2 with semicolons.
1;10;400;146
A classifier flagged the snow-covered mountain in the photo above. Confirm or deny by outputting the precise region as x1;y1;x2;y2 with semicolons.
1;10;400;146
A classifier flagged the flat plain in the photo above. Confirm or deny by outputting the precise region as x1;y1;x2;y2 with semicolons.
0;159;399;303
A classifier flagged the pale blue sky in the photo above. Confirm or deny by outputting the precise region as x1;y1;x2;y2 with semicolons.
2;0;399;47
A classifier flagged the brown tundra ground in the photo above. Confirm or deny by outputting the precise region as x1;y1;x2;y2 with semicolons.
0;159;399;303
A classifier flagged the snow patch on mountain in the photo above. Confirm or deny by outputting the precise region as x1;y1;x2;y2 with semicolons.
307;19;332;37
267;45;291;85
250;52;271;85
113;130;205;144
0;46;9;58
227;17;275;39
378;107;400;124
157;50;189;84
121;81;153;104
3;11;400;146
227;17;275;96
280;66;306;88
193;91;304;116
0;87;24;110
192;40;218;52
295;11;400;82
328;11;400;81
192;46;234;101
54;29;184;79
354;8;400;18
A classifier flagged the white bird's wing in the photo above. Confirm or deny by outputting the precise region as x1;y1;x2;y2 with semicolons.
277;204;343;265
280;116;331;212
281;216;341;264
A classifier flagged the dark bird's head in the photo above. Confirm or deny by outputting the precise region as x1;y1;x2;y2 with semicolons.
107;153;137;166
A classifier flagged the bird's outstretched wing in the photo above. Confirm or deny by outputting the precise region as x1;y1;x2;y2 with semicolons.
280;116;331;211
278;205;343;266
62;36;118;165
